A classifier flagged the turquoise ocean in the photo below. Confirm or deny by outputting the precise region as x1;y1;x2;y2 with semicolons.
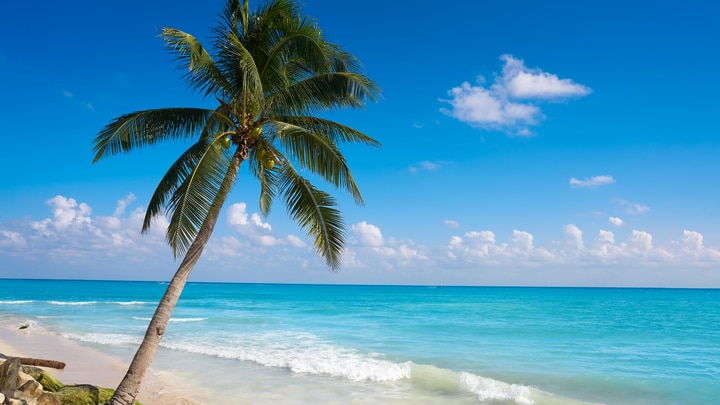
0;279;718;404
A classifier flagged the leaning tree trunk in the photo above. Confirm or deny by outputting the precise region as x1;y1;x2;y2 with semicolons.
109;152;243;405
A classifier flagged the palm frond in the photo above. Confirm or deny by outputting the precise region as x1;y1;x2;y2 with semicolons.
257;155;281;216
215;31;264;114
162;28;230;99
279;163;345;269
165;137;233;257
268;72;379;115
92;108;222;163
273;120;363;205
275;116;381;147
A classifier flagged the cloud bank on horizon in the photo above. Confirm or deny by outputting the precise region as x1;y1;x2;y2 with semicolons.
1;194;718;287
440;55;592;136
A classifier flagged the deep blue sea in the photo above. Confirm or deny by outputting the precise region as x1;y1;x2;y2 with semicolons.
0;279;718;404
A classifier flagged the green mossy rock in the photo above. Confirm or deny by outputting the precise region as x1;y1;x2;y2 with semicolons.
98;387;114;403
55;384;99;405
25;368;64;392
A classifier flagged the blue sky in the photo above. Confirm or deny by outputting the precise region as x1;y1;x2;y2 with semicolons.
1;0;719;287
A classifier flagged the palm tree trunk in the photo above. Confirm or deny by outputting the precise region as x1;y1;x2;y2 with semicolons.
109;153;243;405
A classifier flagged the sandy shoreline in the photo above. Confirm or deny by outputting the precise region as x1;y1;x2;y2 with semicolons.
0;324;206;405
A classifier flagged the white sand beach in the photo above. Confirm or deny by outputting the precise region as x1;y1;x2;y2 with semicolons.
0;324;206;405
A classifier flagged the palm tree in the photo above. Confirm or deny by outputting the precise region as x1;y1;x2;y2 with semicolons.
91;0;380;403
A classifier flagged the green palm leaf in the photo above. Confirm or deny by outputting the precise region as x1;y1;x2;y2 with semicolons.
269;71;379;115
276;116;381;146
273;120;363;204
279;163;345;269
165;136;233;257
162;28;231;99
92;108;222;162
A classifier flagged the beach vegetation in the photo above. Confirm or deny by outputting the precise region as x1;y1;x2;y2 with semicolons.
91;0;379;404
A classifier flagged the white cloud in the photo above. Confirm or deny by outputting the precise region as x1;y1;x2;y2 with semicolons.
0;230;26;248
3;194;720;286
444;226;720;272
594;229;622;258
409;160;452;173
287;234;306;248
444;220;461;228
609;217;624;227
0;195;171;275
628;230;653;254
113;193;137;217
351;221;385;247
441;82;541;131
500;55;592;99
347;222;428;268
451;230;498;258
676;230;720;260
564;224;584;251
227;202;294;247
616;199;650;215
448;229;554;262
569;175;616;188
510;230;535;254
440;54;590;135
32;195;93;234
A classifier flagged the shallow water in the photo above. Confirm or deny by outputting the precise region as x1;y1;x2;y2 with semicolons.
1;279;718;404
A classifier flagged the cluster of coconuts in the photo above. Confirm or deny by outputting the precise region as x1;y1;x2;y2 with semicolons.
252;127;275;169
257;148;275;169
218;127;274;169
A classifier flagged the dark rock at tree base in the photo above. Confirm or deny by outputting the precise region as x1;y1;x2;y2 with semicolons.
0;357;21;392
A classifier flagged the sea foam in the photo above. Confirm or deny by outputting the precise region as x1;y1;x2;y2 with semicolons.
47;300;97;306
161;330;411;382
0;300;35;305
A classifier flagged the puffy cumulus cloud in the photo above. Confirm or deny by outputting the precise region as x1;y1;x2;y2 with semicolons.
564;224;584;252
0;194;171;272
448;230;498;259
609;217;625;227
680;230;703;254
447;229;553;262
32;195;92;234
677;230;720;260
500;55;592;99
595;229;623;258
445;226;720;267
440;82;541;134
569;175;615;188
628;230;654;254
347;222;428;269
440;54;590;135
510;230;536;255
226;202;302;247
351;221;384;247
